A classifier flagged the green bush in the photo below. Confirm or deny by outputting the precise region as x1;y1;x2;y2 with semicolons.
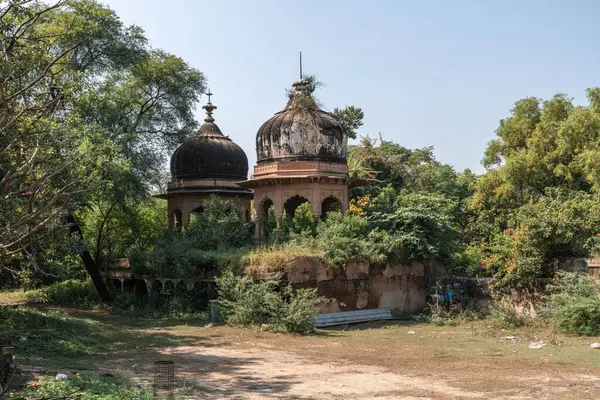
552;297;600;336
315;212;368;267
34;279;100;307
549;271;600;335
27;280;208;320
130;196;252;279
5;374;153;400
216;272;324;333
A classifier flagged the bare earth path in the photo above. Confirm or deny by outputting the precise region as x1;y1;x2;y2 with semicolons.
88;314;600;400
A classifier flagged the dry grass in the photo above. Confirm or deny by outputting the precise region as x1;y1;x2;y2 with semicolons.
0;290;35;305
243;243;325;278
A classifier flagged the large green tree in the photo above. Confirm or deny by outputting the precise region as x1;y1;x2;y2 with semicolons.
0;0;205;298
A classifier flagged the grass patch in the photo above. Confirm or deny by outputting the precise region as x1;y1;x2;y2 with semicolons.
2;280;210;321
0;290;40;305
0;305;205;370
5;374;153;399
243;243;325;277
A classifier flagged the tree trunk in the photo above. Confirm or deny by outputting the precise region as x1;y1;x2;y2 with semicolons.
66;214;112;302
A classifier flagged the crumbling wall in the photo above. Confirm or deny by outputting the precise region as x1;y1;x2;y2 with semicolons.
249;257;442;314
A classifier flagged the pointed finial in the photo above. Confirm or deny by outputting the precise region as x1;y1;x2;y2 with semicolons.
202;89;217;123
299;51;303;79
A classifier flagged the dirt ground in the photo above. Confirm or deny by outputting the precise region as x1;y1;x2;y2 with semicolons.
4;297;600;399
93;315;600;400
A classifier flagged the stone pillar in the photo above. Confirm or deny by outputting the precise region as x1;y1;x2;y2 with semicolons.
342;187;349;213
254;218;262;242
182;209;191;231
274;199;284;229
311;191;322;220
260;220;266;242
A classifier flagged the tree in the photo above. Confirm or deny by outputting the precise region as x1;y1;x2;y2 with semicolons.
0;1;205;299
473;91;600;210
331;105;364;140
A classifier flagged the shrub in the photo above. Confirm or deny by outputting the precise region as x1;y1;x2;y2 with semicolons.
315;212;368;267
34;279;100;307
552;297;600;336
548;271;600;335
216;272;324;333
488;299;529;329
367;187;458;263
5;374;153;400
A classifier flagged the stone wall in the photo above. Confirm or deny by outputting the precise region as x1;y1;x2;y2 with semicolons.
250;257;443;314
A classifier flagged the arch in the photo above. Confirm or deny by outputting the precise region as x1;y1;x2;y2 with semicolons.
164;280;174;296
172;209;182;230
176;280;187;295
151;280;163;295
192;205;204;214
260;198;274;218
193;281;209;310
110;279;122;291
284;195;310;218
321;196;342;219
134;279;148;296
123;279;135;293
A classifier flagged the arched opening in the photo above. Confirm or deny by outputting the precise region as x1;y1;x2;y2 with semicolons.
321;196;342;220
134;279;148;297
261;198;274;218
284;195;310;219
172;209;182;230
164;280;174;296
193;281;209;310
123;279;135;293
151;280;163;295
111;279;122;291
176;280;187;295
245;209;250;221
259;198;276;239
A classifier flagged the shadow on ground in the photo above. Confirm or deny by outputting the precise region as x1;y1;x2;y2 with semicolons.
2;304;313;399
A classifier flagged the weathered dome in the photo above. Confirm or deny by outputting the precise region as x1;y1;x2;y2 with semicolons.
256;78;347;164
170;101;248;180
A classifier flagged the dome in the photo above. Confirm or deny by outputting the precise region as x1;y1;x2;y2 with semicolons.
256;78;347;164
170;99;249;181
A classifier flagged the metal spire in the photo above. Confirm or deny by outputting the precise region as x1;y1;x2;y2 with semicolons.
299;52;303;79
202;89;217;123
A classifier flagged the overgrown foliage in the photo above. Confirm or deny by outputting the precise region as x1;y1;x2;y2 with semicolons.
0;0;204;299
548;272;600;336
217;272;324;333
130;196;252;279
4;374;153;400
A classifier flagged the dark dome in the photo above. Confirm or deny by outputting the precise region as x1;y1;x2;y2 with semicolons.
170;109;248;180
256;78;347;164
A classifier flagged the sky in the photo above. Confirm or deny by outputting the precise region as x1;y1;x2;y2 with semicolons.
103;0;600;174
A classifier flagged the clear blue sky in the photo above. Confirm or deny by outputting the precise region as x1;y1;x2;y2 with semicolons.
103;0;600;174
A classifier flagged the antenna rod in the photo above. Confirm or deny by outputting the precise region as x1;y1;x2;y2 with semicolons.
299;51;303;79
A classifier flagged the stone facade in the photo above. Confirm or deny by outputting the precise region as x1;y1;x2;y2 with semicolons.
247;258;444;314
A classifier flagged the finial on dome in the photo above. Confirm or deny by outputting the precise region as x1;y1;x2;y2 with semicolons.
202;89;217;122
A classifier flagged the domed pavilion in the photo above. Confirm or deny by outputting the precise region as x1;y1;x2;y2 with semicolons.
238;77;350;241
158;92;252;229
